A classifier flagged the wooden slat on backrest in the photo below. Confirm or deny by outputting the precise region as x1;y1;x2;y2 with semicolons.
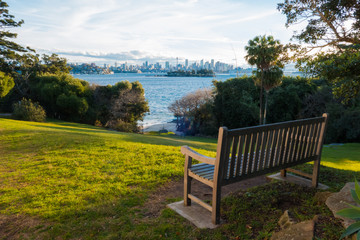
248;132;257;173
305;123;315;158
241;133;251;175
235;135;244;176
253;131;262;172
220;115;327;184
258;130;268;171
228;136;239;179
282;126;293;166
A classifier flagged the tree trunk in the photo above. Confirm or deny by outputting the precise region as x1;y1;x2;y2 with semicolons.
259;71;264;125
263;91;269;125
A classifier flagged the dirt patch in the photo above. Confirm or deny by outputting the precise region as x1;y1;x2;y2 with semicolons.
142;176;269;218
0;214;50;240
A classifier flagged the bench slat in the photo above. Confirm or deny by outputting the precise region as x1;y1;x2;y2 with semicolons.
190;163;214;171
258;130;268;171
190;166;214;175
283;126;293;165
264;130;273;169
249;132;257;173
242;134;251;175
235;135;245;176
229;136;239;179
253;132;262;172
305;123;315;159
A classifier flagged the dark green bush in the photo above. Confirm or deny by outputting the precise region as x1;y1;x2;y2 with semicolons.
26;74;149;132
12;98;46;122
105;119;139;133
213;76;259;129
267;77;316;123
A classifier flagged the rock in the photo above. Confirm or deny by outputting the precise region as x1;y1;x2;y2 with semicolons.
271;219;315;240
325;182;359;229
314;191;332;204
278;210;297;230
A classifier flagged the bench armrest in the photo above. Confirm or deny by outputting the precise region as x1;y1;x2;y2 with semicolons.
181;145;216;165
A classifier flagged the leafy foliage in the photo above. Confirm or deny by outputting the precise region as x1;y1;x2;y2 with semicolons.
30;73;90;121
0;70;13;97
213;76;259;129
300;46;360;103
267;77;317;123
278;0;360;102
12;98;46;122
278;0;360;49
0;0;30;95
93;80;149;132
0;0;29;73
168;88;214;135
337;180;360;240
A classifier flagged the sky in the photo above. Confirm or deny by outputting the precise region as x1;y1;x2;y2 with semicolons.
8;0;301;66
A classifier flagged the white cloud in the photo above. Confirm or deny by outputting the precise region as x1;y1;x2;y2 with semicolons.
10;0;297;64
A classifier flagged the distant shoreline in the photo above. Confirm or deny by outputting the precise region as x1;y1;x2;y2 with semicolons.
141;122;177;133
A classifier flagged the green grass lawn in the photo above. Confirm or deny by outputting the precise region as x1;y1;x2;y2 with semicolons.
0;118;359;239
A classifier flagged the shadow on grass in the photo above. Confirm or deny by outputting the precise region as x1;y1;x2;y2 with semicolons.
24;121;217;152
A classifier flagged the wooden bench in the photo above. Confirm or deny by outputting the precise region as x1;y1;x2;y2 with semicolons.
181;113;328;224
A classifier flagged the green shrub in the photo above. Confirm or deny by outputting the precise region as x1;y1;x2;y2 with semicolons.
105;119;139;133
0;71;14;98
12;98;46;122
213;76;259;129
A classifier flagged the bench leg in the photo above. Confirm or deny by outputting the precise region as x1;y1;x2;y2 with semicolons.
211;185;221;225
184;172;192;206
280;169;287;177
184;155;192;206
312;159;320;188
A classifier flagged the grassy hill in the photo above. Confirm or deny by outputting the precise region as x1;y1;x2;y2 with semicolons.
0;118;359;239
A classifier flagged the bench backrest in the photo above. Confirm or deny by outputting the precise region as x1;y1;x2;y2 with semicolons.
213;114;328;185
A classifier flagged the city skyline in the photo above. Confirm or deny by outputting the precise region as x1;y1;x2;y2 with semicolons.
9;0;301;65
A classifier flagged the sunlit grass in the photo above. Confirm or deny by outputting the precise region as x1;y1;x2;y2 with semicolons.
321;144;360;171
0;118;359;239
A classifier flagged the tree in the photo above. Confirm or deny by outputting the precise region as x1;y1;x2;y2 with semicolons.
0;0;29;73
262;67;283;124
245;35;286;124
278;0;360;102
0;71;13;97
278;0;360;51
168;88;213;134
0;0;30;97
301;46;360;103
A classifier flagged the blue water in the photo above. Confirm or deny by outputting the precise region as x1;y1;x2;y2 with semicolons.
74;73;234;126
74;72;299;126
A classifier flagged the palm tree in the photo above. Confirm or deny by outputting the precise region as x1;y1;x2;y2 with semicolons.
245;35;285;125
262;67;283;124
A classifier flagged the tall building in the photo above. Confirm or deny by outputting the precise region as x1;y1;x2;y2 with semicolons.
211;59;214;69
165;61;170;70
200;59;204;69
185;59;189;69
